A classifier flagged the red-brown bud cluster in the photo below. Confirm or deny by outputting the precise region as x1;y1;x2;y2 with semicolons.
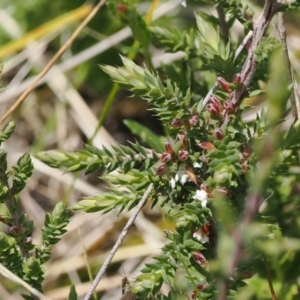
190;284;208;299
164;142;174;155
198;142;215;151
189;114;199;126
213;128;224;140
232;73;242;85
206;103;221;117
160;153;172;163
210;95;222;108
117;3;127;12
207;95;224;117
223;100;235;113
10;226;22;235
176;131;188;149
192;252;207;265
178;150;189;161
217;77;232;93
156;164;166;176
170;118;183;128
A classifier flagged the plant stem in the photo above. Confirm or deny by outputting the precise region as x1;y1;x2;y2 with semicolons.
264;258;277;300
83;183;153;300
216;6;229;45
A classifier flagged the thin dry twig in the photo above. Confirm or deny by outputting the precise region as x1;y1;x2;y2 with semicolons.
278;12;300;119
230;1;281;107
0;0;181;104
202;30;253;110
0;0;108;126
0;263;52;300
217;192;261;300
217;1;283;299
234;30;253;60
83;183;153;300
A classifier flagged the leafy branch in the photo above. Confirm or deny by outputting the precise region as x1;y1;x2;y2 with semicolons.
0;122;70;297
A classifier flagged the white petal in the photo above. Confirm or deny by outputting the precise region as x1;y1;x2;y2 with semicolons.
193;162;201;168
170;178;176;189
193;232;209;244
180;174;188;185
201;199;207;207
193;189;208;202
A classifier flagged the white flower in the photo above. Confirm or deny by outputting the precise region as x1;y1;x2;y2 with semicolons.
170;177;176;189
193;189;208;207
170;164;188;189
193;230;209;244
193;223;211;244
193;162;201;168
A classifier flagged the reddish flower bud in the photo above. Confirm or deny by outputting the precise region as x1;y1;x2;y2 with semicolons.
0;215;10;225
190;284;208;299
223;100;235;113
232;73;242;85
198;142;215;151
206;103;220;116
197;284;207;291
178;150;189;161
10;226;21;235
243;143;251;157
164;142;174;155
189;115;199;126
210;95;222;108
160;153;172;163
217;77;230;92
242;162;248;173
117;3;127;12
190;290;196;300
213;128;224;140
192;252;207;265
242;152;249;160
156;164;166;176
176;131;188;149
170;119;183;128
239;270;255;279
201;223;211;235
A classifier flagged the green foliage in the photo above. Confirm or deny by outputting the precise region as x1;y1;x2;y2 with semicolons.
0;232;24;277
36;1;300;299
22;257;44;292
67;284;78;300
37;142;157;175
0;123;69;296
123;119;164;152
37;202;69;263
150;26;199;57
